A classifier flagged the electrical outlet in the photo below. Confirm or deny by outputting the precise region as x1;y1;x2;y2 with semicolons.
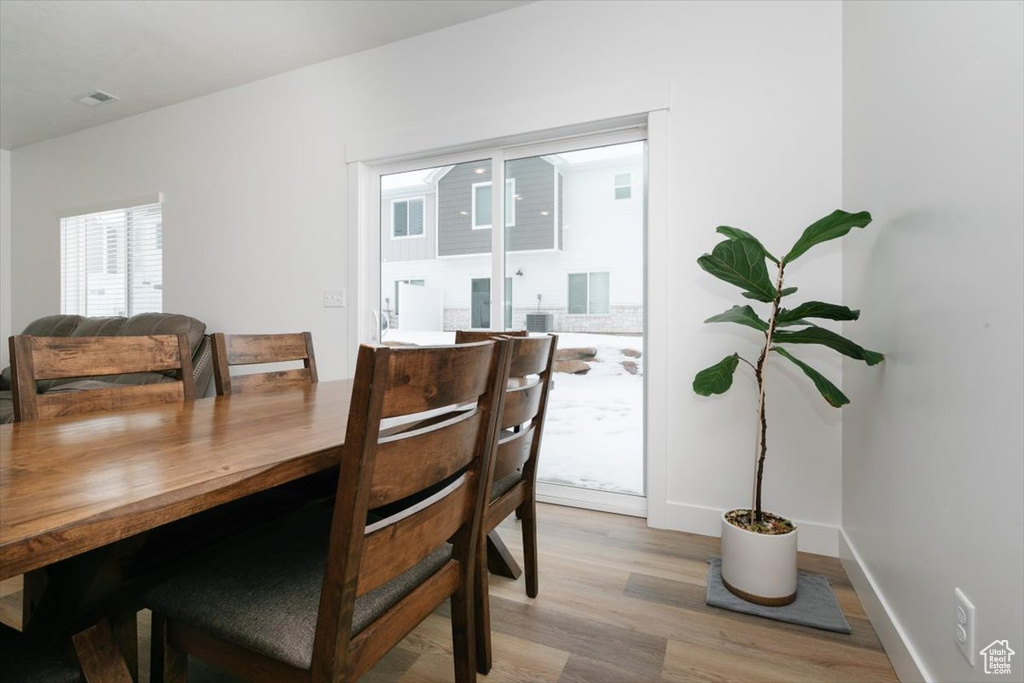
955;587;975;666
323;289;346;308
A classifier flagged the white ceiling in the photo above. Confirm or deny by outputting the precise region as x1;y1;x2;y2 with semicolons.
0;0;529;149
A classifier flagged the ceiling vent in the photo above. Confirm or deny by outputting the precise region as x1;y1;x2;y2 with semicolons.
76;90;119;106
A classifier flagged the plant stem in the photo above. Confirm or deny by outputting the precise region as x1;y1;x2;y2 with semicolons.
752;261;786;525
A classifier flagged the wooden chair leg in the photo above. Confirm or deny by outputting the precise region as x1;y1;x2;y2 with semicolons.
71;618;133;683
473;540;492;676
150;614;188;683
520;498;539;598
451;569;478;683
110;608;139;682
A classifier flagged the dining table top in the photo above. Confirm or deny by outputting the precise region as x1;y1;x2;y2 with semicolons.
0;378;353;581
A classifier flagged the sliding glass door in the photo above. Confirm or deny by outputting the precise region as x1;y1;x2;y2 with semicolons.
376;132;646;510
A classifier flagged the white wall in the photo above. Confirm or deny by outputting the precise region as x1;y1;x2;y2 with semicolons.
0;149;10;369
842;2;1024;681
9;1;844;551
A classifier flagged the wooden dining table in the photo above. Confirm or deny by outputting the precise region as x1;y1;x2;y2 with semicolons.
0;379;354;584
0;375;523;679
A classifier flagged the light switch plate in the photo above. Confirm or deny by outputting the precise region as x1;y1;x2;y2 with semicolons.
323;289;346;308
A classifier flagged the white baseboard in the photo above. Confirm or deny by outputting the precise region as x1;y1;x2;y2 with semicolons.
650;501;840;557
839;530;931;683
536;482;647;517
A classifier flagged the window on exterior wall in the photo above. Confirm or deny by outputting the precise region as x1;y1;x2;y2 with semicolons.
614;172;632;200
567;271;610;315
393;279;425;315
472;179;515;229
61;201;162;317
392;198;425;238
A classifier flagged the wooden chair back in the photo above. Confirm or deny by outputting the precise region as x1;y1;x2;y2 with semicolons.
309;340;512;682
488;335;557;489
9;333;195;422
211;332;317;395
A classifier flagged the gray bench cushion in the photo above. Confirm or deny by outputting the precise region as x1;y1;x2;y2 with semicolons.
491;470;523;501
145;502;452;671
0;624;82;683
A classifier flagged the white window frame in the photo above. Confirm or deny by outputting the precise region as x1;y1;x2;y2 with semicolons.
614;172;632;200
391;196;426;239
59;194;163;318
471;178;516;230
567;271;611;316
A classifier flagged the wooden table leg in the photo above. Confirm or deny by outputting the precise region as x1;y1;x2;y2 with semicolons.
486;530;522;579
23;541;143;682
72;618;134;683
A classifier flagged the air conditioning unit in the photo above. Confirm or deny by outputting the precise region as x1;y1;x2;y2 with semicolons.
525;312;553;333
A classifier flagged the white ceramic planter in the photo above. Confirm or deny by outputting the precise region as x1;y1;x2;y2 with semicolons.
720;510;798;605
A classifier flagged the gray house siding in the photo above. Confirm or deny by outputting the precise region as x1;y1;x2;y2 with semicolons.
438;158;559;256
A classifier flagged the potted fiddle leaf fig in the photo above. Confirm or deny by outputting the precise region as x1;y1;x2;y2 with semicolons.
693;209;883;606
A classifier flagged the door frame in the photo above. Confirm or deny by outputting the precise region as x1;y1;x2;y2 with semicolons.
347;111;670;524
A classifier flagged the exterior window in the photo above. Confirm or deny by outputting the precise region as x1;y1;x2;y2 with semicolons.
614;173;632;200
472;179;515;229
567;271;610;315
393;279;424;315
392;197;425;238
61;201;163;316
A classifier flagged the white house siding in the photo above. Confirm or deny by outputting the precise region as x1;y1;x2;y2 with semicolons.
381;152;644;334
380;186;436;263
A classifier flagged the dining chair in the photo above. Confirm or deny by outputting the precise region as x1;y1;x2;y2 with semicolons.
8;332;195;422
455;331;558;674
211;332;317;395
144;339;512;682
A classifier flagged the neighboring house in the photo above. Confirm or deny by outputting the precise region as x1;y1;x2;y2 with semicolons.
381;144;644;335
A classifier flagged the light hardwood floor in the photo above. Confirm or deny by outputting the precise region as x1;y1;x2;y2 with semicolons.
0;503;897;682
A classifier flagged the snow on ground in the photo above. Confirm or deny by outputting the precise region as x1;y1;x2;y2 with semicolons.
384;329;644;496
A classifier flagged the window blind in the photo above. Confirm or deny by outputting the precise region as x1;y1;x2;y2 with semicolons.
61;201;163;317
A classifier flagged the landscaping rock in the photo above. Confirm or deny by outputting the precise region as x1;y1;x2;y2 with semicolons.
621;360;640;375
622;348;642;359
555;347;597;362
554;360;591;375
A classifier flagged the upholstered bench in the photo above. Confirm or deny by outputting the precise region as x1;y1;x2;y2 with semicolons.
0;312;213;423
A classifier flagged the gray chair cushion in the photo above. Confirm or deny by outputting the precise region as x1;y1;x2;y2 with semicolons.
21;314;84;337
121;313;205;357
491;470;523;501
1;315;84;390
0;391;12;424
144;502;452;671
70;316;127;337
0;623;82;683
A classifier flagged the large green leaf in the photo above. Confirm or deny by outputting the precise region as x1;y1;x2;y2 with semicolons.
715;226;780;264
704;305;769;332
783;210;872;263
693;354;740;396
773;347;849;407
777;301;860;325
697;238;777;303
774;326;885;365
